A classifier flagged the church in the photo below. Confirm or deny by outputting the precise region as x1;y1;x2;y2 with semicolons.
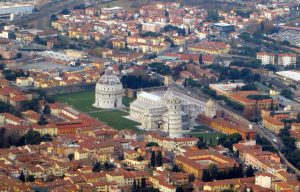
129;88;204;138
93;67;123;109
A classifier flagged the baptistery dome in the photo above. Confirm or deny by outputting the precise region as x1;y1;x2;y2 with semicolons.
93;67;123;109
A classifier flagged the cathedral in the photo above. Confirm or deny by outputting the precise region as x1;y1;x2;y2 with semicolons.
93;67;123;109
129;89;204;138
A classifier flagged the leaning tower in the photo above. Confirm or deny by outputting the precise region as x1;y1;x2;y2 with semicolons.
163;91;183;138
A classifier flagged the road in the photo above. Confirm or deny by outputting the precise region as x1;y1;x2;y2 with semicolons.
253;122;300;176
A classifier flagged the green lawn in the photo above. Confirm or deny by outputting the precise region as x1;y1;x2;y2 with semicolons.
53;91;141;132
191;125;213;133
122;96;135;107
89;110;142;133
53;91;95;112
53;91;134;112
96;0;148;11
188;132;225;146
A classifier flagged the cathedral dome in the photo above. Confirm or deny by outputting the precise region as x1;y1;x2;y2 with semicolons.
93;67;123;109
97;67;122;85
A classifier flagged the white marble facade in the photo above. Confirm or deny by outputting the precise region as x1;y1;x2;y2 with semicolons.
129;89;204;138
94;67;123;109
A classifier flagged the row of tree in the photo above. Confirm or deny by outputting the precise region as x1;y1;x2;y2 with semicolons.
92;161;116;172
202;164;254;182
0;128;52;148
121;74;162;89
150;151;163;168
201;86;245;111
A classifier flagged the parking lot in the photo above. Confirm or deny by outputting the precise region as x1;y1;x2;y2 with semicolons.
270;29;300;47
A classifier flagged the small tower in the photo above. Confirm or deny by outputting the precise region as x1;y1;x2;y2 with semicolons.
163;91;182;138
205;98;216;118
164;75;173;86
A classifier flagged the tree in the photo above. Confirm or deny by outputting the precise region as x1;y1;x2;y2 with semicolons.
245;166;254;177
37;115;48;125
27;175;35;182
176;186;184;192
18;130;42;145
146;142;159;147
155;151;163;167
150;151;156;168
197;137;207;149
19;171;25;182
206;10;221;22
241;83;257;91
103;161;115;170
50;14;58;21
297;113;300;122
121;74;161;89
43;105;51;116
132;179;137;192
137;155;144;161
60;8;70;14
92;161;102;172
264;64;276;72
209;164;219;179
280;89;293;99
41;134;52;142
148;62;171;75
141;178;146;189
68;153;74;161
171;164;181;172
202;169;211;182
188;174;195;182
73;4;85;9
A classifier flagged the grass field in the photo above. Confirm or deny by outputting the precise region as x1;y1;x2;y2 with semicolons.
188;132;225;146
53;91;141;131
89;110;141;133
96;0;149;11
190;125;212;133
54;91;95;112
53;91;134;111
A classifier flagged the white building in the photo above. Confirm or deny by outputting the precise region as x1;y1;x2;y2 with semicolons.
256;52;275;65
255;173;276;189
129;89;204;138
276;71;300;83
93;67;123;109
278;53;297;67
205;99;217;118
0;2;33;20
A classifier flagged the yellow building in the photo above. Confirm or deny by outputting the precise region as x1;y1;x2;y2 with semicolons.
16;77;34;87
112;38;126;49
175;149;236;179
123;159;149;170
33;124;58;136
188;42;230;55
262;115;284;134
172;36;186;46
203;177;255;191
74;149;89;160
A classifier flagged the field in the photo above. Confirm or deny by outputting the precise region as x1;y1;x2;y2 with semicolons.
190;125;212;133
53;91;141;132
188;132;225;146
97;0;151;11
89;110;141;133
53;91;95;112
187;125;224;146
